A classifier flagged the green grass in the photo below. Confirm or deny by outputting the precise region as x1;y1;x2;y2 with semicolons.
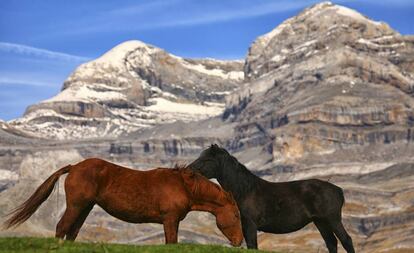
0;237;273;253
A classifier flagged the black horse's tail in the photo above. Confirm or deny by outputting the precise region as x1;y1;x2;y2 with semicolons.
3;165;71;229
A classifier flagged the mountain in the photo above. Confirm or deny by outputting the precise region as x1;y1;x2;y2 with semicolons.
9;41;243;139
226;1;414;162
1;2;414;253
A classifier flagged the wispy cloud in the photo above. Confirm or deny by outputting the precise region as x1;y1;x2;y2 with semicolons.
0;42;90;63
0;77;56;87
37;0;413;39
9;0;414;42
47;0;320;36
150;0;414;29
148;1;319;28
350;0;414;6
107;0;183;16
40;0;185;37
117;0;414;30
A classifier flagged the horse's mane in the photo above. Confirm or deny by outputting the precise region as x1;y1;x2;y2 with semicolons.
210;144;262;200
211;145;257;178
174;164;235;206
173;164;190;171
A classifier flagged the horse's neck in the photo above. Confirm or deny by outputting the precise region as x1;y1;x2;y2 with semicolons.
218;156;261;201
189;178;227;213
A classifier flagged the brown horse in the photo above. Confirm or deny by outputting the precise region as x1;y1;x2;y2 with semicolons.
4;158;243;246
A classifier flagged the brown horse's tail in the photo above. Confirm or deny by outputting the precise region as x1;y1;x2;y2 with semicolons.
3;165;72;229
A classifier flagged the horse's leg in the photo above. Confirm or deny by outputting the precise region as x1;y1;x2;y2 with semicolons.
163;216;179;244
241;215;258;249
66;203;94;241
55;206;83;239
56;194;93;239
330;220;355;253
56;169;96;240
314;220;338;253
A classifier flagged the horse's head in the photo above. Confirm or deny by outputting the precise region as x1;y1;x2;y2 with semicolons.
180;165;242;246
189;144;227;179
215;192;243;247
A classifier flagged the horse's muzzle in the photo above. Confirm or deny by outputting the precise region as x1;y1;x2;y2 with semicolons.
230;238;243;247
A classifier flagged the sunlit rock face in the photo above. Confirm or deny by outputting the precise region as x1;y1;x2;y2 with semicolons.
1;2;414;253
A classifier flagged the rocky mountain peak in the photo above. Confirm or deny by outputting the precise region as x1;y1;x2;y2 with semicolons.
61;40;159;92
10;40;243;140
226;1;414;163
95;40;157;66
245;1;395;80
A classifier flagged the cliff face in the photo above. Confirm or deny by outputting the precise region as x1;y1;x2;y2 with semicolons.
1;2;413;253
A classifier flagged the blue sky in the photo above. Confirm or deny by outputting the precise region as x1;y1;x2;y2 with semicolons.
0;0;413;121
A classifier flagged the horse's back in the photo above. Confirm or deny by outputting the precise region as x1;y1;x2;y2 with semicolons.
261;179;344;217
270;179;343;198
286;179;345;218
66;159;186;191
298;179;344;203
65;159;191;223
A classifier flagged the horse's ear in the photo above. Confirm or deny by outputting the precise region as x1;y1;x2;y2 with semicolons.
211;144;219;150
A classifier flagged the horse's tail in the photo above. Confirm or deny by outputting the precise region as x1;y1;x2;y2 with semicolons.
3;165;72;229
337;185;345;208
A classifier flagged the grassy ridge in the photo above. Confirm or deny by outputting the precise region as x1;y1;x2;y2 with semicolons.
0;237;273;253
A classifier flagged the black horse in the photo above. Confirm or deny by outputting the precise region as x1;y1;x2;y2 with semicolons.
189;144;355;253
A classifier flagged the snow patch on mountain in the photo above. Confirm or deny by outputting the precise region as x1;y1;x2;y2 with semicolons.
332;5;382;26
146;98;223;115
180;61;243;80
45;85;127;103
91;40;160;71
